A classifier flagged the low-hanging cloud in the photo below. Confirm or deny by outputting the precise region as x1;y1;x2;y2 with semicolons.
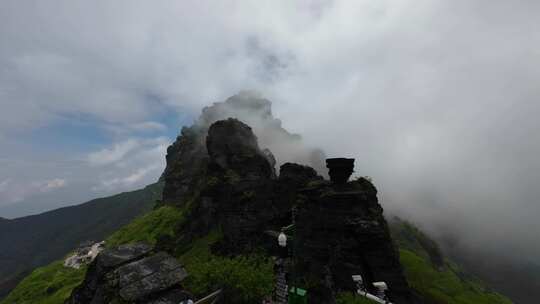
1;0;539;268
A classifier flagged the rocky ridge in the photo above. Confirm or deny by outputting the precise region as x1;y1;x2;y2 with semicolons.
68;97;414;303
158;117;413;303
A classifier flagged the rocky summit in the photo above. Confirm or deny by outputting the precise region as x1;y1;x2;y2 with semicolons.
159;117;414;303
3;95;516;304
161;91;326;205
68;103;414;303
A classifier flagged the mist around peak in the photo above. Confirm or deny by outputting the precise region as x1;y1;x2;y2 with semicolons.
188;91;328;175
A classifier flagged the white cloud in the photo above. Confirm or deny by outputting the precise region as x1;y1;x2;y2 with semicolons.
0;178;66;208
38;178;66;192
129;122;167;132
103;121;168;136
0;0;539;262
88;137;168;192
0;179;10;192
92;164;161;192
86;139;139;166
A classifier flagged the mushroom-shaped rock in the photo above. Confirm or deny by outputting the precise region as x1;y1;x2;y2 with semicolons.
326;158;355;184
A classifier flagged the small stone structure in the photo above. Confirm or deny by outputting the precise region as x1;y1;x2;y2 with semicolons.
64;241;105;269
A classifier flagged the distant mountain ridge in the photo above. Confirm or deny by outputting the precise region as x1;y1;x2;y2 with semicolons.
0;183;162;300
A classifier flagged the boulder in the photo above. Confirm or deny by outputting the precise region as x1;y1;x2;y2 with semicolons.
98;243;153;269
115;252;188;301
66;243;191;304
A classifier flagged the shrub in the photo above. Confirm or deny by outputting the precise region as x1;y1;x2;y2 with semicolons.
179;232;274;303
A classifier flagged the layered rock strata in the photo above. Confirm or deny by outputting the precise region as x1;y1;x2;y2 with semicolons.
66;243;190;304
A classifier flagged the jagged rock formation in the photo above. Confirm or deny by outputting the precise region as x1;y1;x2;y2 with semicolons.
295;176;413;303
166;118;292;254
161;92;326;205
159;117;414;303
69;96;413;303
206;119;277;252
66;243;191;304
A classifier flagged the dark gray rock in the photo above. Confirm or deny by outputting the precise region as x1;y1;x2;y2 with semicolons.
115;252;188;301
161;93;327;206
158;112;416;303
145;289;192;304
66;243;190;304
161;125;208;206
206;118;273;179
294;175;414;304
98;243;153;269
326;158;355;184
279;162;321;183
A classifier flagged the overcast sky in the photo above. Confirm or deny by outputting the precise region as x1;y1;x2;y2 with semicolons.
1;0;539;262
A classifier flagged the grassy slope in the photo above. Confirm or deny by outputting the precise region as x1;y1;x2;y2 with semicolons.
3;205;273;304
106;205;184;246
400;249;511;304
0;183;163;300
390;219;512;304
178;231;274;303
4;207;514;304
106;205;274;302
0;205;179;304
1;261;86;304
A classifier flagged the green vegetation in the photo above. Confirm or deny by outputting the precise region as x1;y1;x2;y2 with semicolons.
4;206;514;304
104;202;274;302
390;219;512;304
106;205;184;246
336;292;378;304
179;231;274;303
400;249;512;304
1;205;184;303
0;183;162;299
390;219;444;267
0;261;86;304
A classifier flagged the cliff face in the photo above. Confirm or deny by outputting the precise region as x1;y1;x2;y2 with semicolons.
159;117;414;303
295;179;412;303
161;92;326;205
66;95;413;303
